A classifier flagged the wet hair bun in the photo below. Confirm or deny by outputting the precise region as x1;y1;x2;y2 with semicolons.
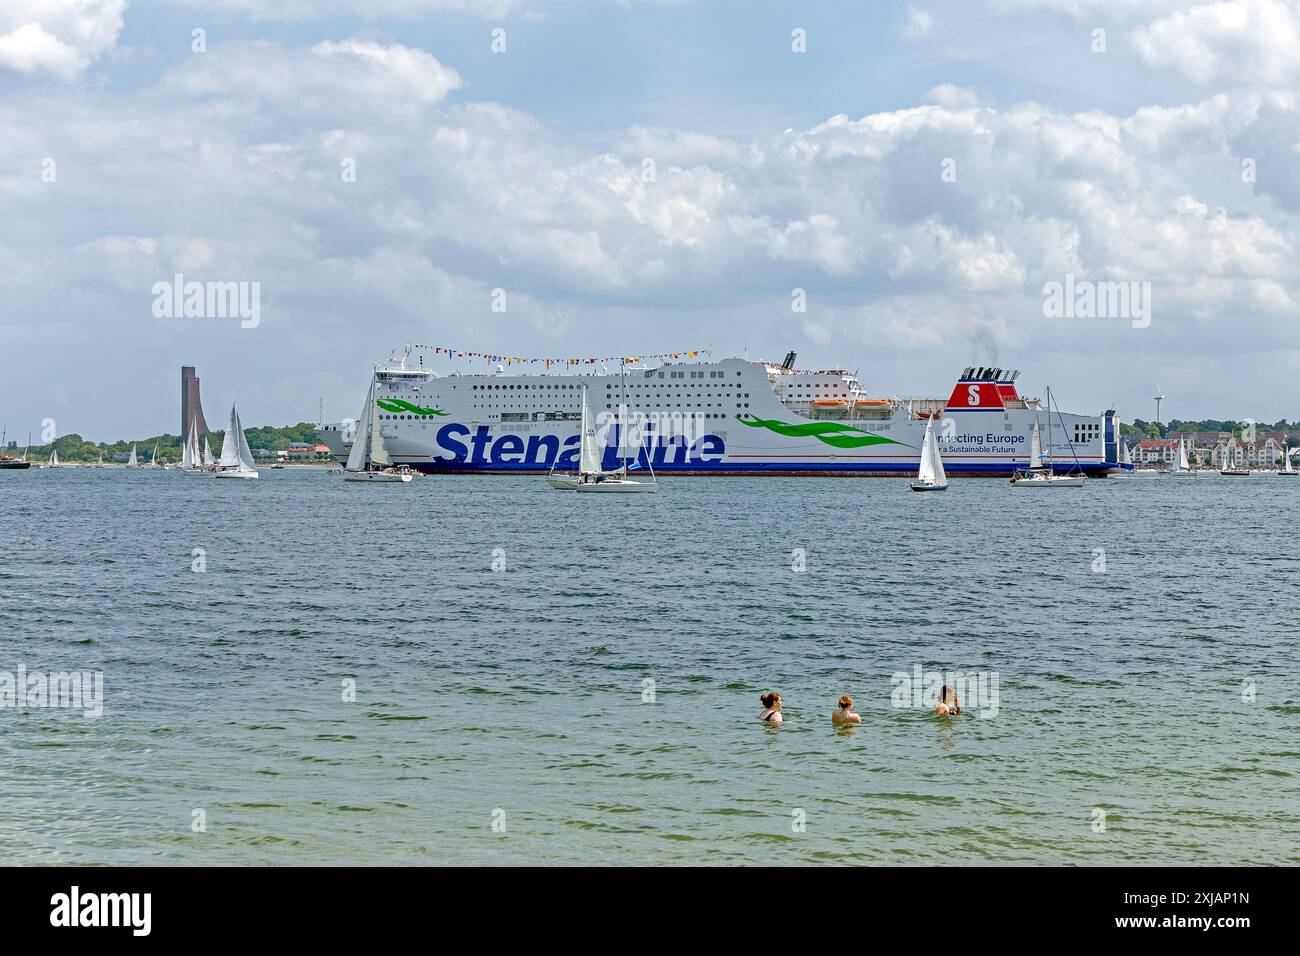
759;692;779;708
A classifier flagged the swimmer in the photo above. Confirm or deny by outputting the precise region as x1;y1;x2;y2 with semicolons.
831;694;861;725
935;684;961;717
758;691;783;725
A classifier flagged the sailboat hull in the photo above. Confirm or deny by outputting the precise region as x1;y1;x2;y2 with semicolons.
574;479;658;493
546;475;580;490
1010;474;1084;487
909;481;949;492
215;469;259;479
343;470;412;483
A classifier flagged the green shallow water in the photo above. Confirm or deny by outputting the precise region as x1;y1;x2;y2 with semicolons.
1;468;1297;865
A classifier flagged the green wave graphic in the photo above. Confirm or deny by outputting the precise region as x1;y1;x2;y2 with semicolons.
737;414;910;449
376;399;448;416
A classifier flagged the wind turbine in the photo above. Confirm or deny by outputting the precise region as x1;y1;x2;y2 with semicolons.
1154;385;1164;424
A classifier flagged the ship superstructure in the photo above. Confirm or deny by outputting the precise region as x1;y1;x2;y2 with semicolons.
316;347;1125;477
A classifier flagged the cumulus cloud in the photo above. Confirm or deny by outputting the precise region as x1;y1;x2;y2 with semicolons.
1131;0;1300;88
0;0;126;81
6;24;1300;429
163;39;463;117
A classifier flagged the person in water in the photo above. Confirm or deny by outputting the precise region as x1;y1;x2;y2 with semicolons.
935;684;961;717
831;694;861;725
758;692;783;725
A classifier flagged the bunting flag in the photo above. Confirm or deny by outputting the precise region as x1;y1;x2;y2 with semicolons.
405;345;711;368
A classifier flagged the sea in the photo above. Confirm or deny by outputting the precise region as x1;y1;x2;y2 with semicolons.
1;467;1296;865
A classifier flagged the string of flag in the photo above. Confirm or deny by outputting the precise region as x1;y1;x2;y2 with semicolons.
406;345;712;369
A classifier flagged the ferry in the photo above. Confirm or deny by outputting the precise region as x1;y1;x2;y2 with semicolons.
316;347;1128;478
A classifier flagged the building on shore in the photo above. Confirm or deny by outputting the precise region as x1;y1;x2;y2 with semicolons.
1132;431;1294;469
1133;438;1177;466
286;442;331;460
1199;436;1290;469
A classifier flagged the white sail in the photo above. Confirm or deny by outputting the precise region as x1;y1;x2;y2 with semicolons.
1176;439;1189;471
234;410;256;471
369;387;391;467
181;420;194;470
345;379;373;472
1119;441;1131;465
917;416;937;484
1028;421;1043;466
579;384;603;474
930;419;946;485
127;444;137;467
150;441;158;467
201;435;210;468
219;406;241;468
1285;447;1294;473
49;449;59;467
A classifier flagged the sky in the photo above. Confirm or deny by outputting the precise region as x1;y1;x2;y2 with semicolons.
2;0;1299;440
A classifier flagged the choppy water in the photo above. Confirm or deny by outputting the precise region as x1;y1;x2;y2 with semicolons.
1;467;1297;865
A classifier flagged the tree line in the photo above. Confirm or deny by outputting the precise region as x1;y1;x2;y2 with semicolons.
6;422;324;462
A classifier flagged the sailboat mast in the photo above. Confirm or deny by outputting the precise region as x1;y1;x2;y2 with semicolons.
619;360;630;474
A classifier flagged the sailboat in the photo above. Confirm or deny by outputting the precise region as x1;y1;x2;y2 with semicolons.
546;384;590;490
181;418;206;475
214;404;259;479
1170;438;1194;475
148;440;168;470
343;376;413;482
126;444;138;468
47;448;61;468
555;368;658;493
202;435;214;473
96;451;104;468
1221;441;1249;477
1119;440;1132;471
1010;387;1084;487
909;414;948;491
1281;446;1297;476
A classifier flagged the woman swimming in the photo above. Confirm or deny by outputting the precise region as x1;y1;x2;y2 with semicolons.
935;684;961;717
831;694;861;725
758;691;783;725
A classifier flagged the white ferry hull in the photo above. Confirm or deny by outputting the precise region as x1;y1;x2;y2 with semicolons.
320;357;1124;479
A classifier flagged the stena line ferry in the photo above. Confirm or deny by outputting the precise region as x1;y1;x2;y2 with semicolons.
317;347;1128;478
